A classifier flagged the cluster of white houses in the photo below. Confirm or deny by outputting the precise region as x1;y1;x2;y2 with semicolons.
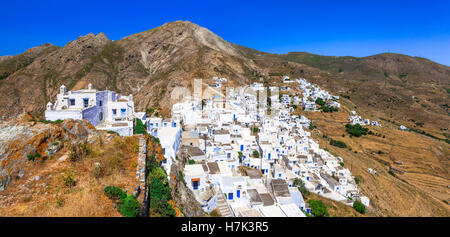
45;79;370;217
348;111;380;127
173;78;369;217
295;78;340;111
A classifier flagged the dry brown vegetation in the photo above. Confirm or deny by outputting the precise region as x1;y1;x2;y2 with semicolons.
302;108;450;216
0;134;140;217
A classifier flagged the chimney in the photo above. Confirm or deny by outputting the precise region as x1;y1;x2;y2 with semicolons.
88;83;93;90
47;102;53;110
60;85;66;94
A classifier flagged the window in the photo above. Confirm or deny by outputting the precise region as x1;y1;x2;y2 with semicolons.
112;109;117;115
99;112;103;121
228;193;233;200
278;173;281;177
120;108;126;117
99;100;102;106
69;99;75;106
192;180;199;190
83;98;89;108
162;148;165;155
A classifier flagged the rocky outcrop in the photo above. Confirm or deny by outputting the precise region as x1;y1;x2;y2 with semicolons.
0;115;97;191
169;162;206;217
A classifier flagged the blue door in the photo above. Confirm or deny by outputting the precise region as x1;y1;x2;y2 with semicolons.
237;190;240;198
192;181;199;190
240;145;244;151
228;193;233;200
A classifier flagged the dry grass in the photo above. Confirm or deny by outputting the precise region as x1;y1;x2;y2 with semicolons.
304;110;450;216
0;134;140;217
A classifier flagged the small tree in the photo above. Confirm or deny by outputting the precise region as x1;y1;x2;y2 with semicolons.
118;195;141;217
134;118;147;135
307;199;329;217
315;98;326;106
104;185;127;201
353;200;366;214
293;178;310;196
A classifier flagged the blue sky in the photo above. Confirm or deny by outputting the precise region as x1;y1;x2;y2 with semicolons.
1;0;449;65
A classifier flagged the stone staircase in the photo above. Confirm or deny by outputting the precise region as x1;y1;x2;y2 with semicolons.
216;190;233;217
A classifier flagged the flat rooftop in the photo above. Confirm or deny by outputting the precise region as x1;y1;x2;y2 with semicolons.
259;193;275;206
272;179;291;197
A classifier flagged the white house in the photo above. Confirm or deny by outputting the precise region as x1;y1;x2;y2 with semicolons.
157;126;182;175
184;164;208;192
45;84;139;136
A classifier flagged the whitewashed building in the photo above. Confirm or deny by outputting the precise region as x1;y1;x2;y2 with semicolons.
45;84;139;136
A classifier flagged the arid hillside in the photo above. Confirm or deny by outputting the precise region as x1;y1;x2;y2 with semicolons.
298;105;449;216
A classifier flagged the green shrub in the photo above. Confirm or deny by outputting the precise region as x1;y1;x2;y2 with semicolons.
149;178;176;217
354;176;360;185
106;130;119;135
319;105;338;112
118;195;141;217
150;136;160;144
104;185;127;201
345;124;369;137
330;139;347;148
189;159;196;165
353;201;366;214
293;178;310;196
149;167;168;183
27;153;41;161
39;119;63;124
315;98;326;106
388;170;396;177
307;199;329;217
134;118;147;135
104;185;141;217
252;150;260;158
